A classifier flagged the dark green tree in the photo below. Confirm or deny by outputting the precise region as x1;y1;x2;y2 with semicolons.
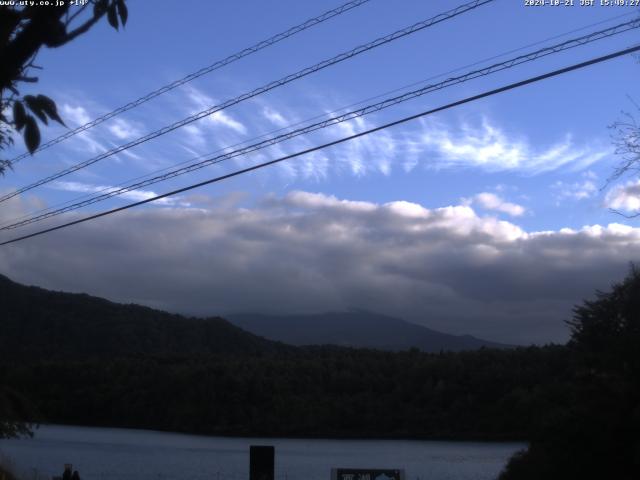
0;385;37;439
500;266;640;480
0;0;128;175
0;0;128;439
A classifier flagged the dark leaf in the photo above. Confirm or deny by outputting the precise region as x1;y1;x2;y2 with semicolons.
93;0;108;16
36;95;66;126
24;116;41;154
12;102;27;131
107;3;119;30
17;75;38;83
116;0;128;26
24;95;48;125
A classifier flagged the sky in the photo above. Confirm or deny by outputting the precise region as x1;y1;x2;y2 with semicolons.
1;0;640;344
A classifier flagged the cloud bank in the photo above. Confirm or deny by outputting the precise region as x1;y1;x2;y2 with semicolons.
1;191;638;345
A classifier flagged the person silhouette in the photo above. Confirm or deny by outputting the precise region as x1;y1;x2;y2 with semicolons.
62;465;72;480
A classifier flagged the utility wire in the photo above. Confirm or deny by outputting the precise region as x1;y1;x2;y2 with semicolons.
7;0;373;163
2;17;638;231
2;44;638;247
0;0;496;204
6;9;634;229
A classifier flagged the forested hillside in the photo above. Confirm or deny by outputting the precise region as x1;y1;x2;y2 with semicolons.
1;346;570;440
2;267;639;480
0;274;283;360
0;274;567;440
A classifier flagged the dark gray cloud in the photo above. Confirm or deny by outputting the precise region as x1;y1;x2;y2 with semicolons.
1;191;638;344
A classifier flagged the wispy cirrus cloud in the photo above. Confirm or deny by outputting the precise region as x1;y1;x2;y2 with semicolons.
330;115;396;177
262;106;288;127
210;111;247;134
50;180;188;206
552;179;598;202
57;103;144;163
61;104;91;125
183;85;247;135
408;117;609;175
107;118;142;141
59;103;108;156
246;109;610;181
44;92;613;198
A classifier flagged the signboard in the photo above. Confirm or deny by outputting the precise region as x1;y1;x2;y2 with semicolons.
331;468;405;480
250;445;275;480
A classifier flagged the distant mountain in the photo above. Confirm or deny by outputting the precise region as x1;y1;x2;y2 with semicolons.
1;275;566;442
228;311;512;352
0;274;283;360
0;273;508;362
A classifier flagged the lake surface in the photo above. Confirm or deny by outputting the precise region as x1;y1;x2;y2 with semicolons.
0;425;524;480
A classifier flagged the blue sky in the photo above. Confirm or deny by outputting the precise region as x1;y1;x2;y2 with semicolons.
1;0;640;343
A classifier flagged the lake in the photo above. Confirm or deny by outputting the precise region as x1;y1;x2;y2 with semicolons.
0;425;524;480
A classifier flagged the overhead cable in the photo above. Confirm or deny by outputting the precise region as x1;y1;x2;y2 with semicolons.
0;0;496;204
7;0;373;163
8;8;633;228
2;43;638;247
2;17;638;231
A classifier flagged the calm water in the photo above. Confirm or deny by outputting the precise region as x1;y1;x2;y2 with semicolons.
0;425;524;480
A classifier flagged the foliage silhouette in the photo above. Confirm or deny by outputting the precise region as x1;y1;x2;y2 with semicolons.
2;268;639;462
0;273;570;440
0;0;127;174
499;265;640;479
0;0;127;438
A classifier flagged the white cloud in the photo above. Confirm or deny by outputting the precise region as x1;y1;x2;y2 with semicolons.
184;86;213;111
605;179;640;214
210;111;247;135
330;116;396;177
2;191;639;344
61;104;91;126
182;124;207;148
59;103;106;155
107;118;141;141
469;192;526;217
411;117;609;174
50;180;186;206
552;179;597;201
182;85;247;135
262;107;288;127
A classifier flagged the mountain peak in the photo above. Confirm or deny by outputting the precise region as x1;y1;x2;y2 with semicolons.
228;311;512;352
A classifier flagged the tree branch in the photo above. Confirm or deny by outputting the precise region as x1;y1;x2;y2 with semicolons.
54;10;106;46
609;207;640;219
65;3;90;27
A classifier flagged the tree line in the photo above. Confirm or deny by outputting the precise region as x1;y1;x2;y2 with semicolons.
2;267;639;478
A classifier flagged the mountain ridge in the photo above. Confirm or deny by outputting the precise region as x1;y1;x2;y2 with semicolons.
1;274;510;359
228;310;512;352
0;274;283;360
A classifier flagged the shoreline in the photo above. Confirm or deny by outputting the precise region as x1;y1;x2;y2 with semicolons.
8;423;529;445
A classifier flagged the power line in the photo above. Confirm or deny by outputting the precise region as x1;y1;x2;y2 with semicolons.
7;0;373;163
6;9;633;230
2;17;637;231
2;43;637;247
0;0;496;204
